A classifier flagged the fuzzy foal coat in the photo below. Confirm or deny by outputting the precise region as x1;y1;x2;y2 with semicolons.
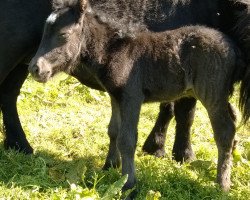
29;3;247;194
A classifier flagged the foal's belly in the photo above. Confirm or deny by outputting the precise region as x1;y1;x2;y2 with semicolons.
143;67;193;103
143;86;194;103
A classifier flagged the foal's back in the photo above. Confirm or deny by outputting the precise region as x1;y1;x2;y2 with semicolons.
119;26;242;103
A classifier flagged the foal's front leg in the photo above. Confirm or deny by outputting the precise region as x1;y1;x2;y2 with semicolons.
103;98;121;169
116;95;143;194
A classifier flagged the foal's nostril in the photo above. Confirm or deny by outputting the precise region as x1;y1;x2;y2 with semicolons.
30;64;40;76
34;65;40;75
29;58;52;82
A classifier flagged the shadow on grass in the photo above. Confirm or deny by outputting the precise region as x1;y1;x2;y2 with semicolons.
0;143;239;199
0;143;107;189
135;156;235;200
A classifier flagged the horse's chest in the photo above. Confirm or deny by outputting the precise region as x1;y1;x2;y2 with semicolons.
99;59;135;88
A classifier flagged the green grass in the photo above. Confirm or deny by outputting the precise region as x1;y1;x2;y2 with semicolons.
0;74;249;199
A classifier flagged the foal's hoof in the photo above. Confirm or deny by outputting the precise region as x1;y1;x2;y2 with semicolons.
172;148;195;163
122;182;137;200
122;190;137;200
220;184;230;192
4;139;33;154
217;172;231;192
217;179;231;192
102;159;121;170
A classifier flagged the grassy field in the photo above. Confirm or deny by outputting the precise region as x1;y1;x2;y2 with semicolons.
0;74;249;199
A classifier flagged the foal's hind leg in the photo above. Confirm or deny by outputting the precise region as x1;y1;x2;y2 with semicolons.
103;98;121;169
207;104;236;191
0;64;33;154
173;97;196;162
142;102;174;157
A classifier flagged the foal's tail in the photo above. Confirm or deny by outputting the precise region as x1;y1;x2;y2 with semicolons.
233;0;250;123
239;67;250;123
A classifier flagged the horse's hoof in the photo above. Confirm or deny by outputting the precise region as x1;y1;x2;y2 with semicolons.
102;163;112;170
217;172;231;192
142;130;166;158
142;147;166;157
153;148;166;157
172;148;195;163
221;184;230;192
4;139;33;154
142;140;166;157
122;190;137;200
122;182;137;200
143;147;166;158
217;179;231;192
102;159;121;170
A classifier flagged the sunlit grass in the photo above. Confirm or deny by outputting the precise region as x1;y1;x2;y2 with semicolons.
0;74;249;199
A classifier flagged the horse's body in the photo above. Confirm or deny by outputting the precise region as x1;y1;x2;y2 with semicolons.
0;0;52;153
28;0;250;196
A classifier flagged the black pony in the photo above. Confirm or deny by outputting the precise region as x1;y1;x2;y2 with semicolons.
28;0;250;195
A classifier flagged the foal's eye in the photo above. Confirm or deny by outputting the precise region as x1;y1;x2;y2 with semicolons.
58;32;70;41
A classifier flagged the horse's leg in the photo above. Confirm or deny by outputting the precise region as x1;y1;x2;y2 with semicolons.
172;97;196;162
228;103;238;150
206;103;235;191
0;64;33;154
103;97;121;169
142;102;174;157
228;103;237;122
116;94;143;195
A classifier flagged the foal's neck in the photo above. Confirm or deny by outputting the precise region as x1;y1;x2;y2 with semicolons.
81;13;120;65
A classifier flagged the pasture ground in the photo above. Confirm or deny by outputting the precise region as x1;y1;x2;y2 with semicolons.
0;74;249;199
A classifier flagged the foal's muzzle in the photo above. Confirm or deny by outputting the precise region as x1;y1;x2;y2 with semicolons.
29;58;52;83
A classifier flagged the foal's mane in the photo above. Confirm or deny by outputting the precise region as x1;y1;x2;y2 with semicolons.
52;0;147;38
85;2;147;39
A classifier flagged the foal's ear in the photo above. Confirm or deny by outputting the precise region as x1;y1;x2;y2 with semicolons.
52;0;64;10
79;0;88;13
234;1;248;12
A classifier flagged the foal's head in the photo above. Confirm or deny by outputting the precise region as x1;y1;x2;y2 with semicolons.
29;0;88;83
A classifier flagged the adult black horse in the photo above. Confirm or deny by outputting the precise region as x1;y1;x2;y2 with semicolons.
0;0;52;153
0;0;249;161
